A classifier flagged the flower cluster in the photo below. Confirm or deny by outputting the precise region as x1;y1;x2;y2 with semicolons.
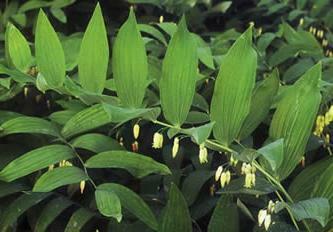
215;166;231;188
258;200;277;231
314;106;333;146
152;132;164;149
241;163;256;188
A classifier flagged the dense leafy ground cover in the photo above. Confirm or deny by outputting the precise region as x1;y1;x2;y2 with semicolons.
1;0;333;231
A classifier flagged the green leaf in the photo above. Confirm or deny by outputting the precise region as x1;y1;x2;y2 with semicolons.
78;3;109;94
182;122;215;144
0;193;51;230
61;33;82;71
112;8;148;107
138;24;167;46
0;145;74;182
0;110;21;124
49;110;78;125
159;183;192;232
159;16;198;126
208;195;239;232
97;183;158;230
181;170;214;205
61;103;158;138
95;188;122;222
86;151;171;178
0;116;60;137
35;9;66;87
269;62;322;180
290;198;330;227
258;139;284;171
34;197;72;232
0;181;28;198
5;23;32;72
33;167;88;192
64;208;95;232
71;133;123;153
210;26;257;146
239;69;279;140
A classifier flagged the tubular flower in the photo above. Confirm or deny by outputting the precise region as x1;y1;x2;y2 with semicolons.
80;180;86;194
152;132;164;149
199;144;208;164
215;166;223;181
172;137;179;158
264;214;272;231
225;170;231;185
258;209;267;226
133;124;140;139
230;155;238;166
220;172;227;188
314;115;325;136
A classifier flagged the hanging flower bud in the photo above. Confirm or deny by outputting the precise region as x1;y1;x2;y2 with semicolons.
65;161;73;167
80;180;85;194
264;214;272;230
152;132;164;149
299;18;304;26
172;137;179;158
48;164;54;171
199;144;208;164
251;173;256;186
225;170;231;184
132;141;139;152
159;15;164;23
119;137;124;146
24;87;29;98
258;209;267;226
230;155;238;166
220;172;227;188
241;163;247;174
215;166;223;181
244;173;253;188
267;200;275;213
133;124;140;139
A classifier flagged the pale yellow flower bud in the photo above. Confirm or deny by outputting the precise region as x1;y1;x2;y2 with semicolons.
225;170;231;184
199;144;208;164
152;132;163;149
80;180;85;194
159;15;164;23
133;124;140;139
220;172;227;188
172;137;179;158
258;209;267;226
215;166;223;181
230;155;238;166
264;214;272;230
48;164;54;171
244;173;252;188
251;173;256;186
299;18;304;26
65;161;73;167
241;163;247;175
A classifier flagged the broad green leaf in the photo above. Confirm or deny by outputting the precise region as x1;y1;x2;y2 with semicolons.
194;35;214;69
0;193;51;231
97;183;158;230
61;103;158;138
185;111;210;124
0;145;74;182
71;133;123;153
289;157;333;202
78;3;109;94
49;110;78;125
258;139;284;171
138;24;167;46
269;62;322;180
159;16;198;126
65;208;95;232
159;183;192;232
239;69;279;140
182;122;215;144
5;23;32;72
0;181;28;198
50;7;67;23
0;116;60;137
0;110;21;124
208;195;239;232
34;197;72;232
33;167;88;192
112;8;148;107
35;10;66;87
290;198;330;227
181;170;214;205
210;26;257;146
95;188;122;222
61;33;82;71
86;151;171;178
